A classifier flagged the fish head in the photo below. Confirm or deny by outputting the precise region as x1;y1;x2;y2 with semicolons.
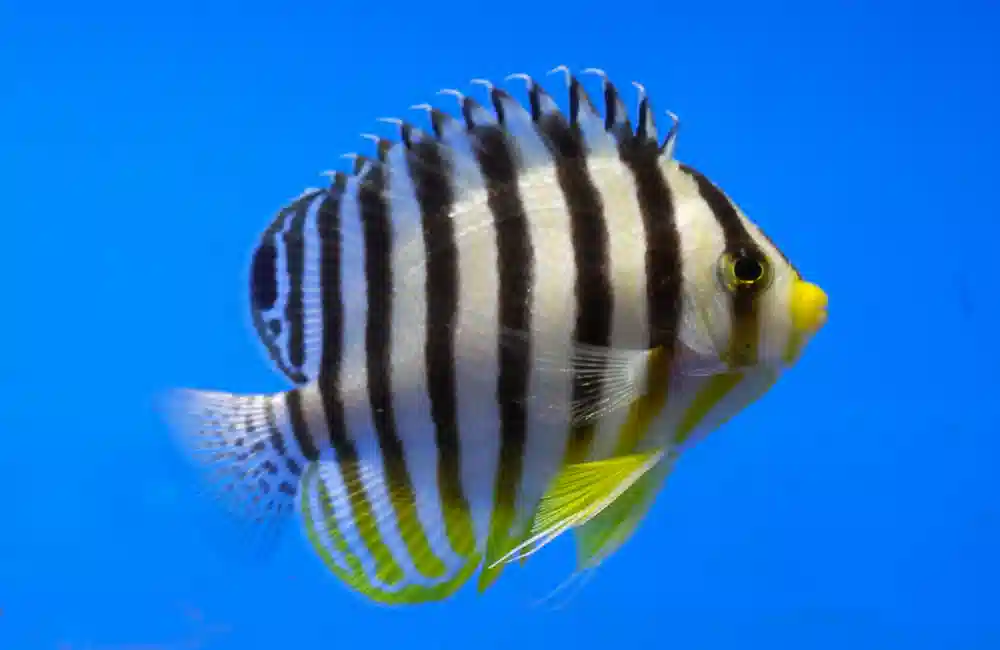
667;162;828;376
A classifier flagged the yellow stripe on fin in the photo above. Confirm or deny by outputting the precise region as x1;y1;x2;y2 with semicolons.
490;448;666;567
574;453;673;570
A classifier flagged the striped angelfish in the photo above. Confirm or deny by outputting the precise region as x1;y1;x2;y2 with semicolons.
166;67;828;605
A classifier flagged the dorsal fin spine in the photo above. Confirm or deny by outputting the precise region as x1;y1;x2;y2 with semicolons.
309;68;680;200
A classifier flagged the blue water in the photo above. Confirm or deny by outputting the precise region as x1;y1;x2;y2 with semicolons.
2;1;997;648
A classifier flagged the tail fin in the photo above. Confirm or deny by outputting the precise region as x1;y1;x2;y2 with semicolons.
162;388;308;558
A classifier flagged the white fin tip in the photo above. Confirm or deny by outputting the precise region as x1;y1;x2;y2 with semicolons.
581;67;608;79
437;88;465;102
505;72;534;88
547;65;572;85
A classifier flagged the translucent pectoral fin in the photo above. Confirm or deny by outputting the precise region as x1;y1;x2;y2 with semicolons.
500;326;659;427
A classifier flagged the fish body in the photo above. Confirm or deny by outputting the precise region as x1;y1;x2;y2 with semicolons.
167;68;828;605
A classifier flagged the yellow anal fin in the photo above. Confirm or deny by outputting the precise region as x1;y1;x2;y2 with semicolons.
574;453;674;570
492;448;667;566
298;461;480;605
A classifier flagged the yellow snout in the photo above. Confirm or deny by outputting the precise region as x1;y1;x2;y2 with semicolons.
791;281;828;334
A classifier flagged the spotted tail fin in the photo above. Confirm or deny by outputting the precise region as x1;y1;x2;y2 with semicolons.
162;388;315;558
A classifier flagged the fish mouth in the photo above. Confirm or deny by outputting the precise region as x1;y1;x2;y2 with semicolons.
781;279;827;366
791;280;828;335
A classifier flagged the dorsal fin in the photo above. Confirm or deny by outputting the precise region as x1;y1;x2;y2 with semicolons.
247;68;683;386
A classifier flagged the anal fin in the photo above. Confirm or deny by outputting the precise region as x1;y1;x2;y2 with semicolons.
298;459;481;605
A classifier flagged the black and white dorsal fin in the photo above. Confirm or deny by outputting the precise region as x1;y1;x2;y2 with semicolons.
659;109;680;161
581;68;633;145
558;66;619;155
476;76;551;169
413;89;494;187
633;81;657;142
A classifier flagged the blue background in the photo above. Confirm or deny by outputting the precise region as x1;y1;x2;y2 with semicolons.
2;0;997;648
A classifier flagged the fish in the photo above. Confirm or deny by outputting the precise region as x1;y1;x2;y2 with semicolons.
164;66;828;605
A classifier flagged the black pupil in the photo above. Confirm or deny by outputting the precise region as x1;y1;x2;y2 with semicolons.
733;256;763;282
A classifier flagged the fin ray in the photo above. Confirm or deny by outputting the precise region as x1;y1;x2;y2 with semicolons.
162;388;305;559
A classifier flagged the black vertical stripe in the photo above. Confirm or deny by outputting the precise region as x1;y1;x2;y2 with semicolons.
358;163;416;501
263;397;303;477
678;164;758;255
407;141;471;516
285;387;320;461
474;125;533;529
250;235;279;311
679;164;798;276
283;199;310;372
315;186;354;463
620;139;683;352
314;182;384;565
535;112;612;462
678;163;764;366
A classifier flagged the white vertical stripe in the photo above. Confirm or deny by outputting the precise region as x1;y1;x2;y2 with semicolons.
337;177;372;377
298;381;331;457
300;193;326;381
446;128;502;550
512;162;576;529
668;163;733;369
588;153;654;461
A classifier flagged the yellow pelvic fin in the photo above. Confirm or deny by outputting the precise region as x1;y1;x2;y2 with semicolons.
574;453;674;570
490;448;667;567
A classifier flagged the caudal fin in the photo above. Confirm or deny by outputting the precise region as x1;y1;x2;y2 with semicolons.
162;387;308;558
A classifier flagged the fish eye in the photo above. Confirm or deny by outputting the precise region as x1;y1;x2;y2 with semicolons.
734;256;763;283
718;250;772;293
